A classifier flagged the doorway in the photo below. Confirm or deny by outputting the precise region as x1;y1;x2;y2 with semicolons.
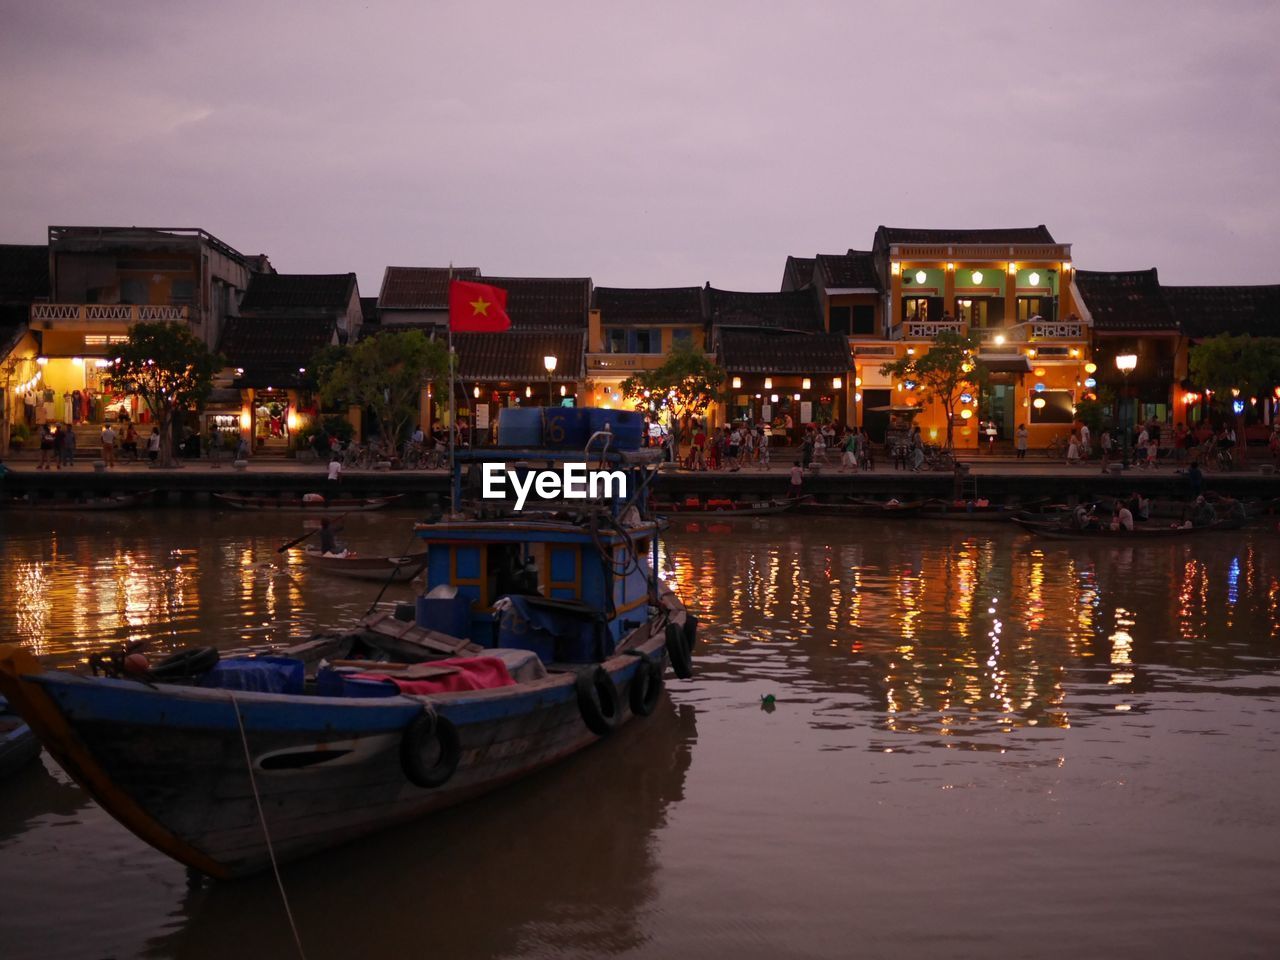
983;380;1017;439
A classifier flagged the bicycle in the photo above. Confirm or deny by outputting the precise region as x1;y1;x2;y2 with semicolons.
1044;434;1068;459
921;443;955;471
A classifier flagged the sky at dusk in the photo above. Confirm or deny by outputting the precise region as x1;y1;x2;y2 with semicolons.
2;0;1277;296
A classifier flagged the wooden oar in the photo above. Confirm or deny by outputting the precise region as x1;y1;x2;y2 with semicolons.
277;512;349;553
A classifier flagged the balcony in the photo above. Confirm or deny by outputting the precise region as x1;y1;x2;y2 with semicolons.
894;320;965;340
30;303;189;324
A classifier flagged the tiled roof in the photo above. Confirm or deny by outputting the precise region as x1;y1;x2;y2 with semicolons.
816;250;880;290
592;286;705;324
0;244;50;303
781;256;816;291
455;330;586;381
239;273;357;314
1074;269;1178;331
707;286;822;332
474;275;591;329
875;225;1057;246
717;330;851;374
379;266;481;310
1163;285;1280;339
218;315;337;384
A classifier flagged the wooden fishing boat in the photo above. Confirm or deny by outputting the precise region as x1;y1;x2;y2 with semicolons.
653;496;808;518
0;695;40;779
0;440;693;879
301;547;429;581
4;491;153;511
917;499;1028;523
213;492;403;512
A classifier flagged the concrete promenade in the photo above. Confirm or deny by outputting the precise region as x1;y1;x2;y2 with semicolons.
3;446;1276;506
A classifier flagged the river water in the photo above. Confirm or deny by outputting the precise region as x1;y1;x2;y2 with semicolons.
1;510;1278;959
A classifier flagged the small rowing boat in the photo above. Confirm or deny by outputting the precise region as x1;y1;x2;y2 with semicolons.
0;695;39;779
213;493;403;512
653;496;808;518
1011;517;1229;540
301;547;429;581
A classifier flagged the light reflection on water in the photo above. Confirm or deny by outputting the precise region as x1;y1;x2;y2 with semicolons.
1;512;1279;959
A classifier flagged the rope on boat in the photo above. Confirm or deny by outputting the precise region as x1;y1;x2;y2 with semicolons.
230;694;308;960
364;528;424;617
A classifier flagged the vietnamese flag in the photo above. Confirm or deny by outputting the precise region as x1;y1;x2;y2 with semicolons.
449;279;511;332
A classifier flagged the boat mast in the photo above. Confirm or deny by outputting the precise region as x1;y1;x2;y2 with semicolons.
447;263;458;516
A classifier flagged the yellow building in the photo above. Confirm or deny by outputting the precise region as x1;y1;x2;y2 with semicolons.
588;286;708;418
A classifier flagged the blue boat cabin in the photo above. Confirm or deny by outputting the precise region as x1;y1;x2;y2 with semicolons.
415;522;658;665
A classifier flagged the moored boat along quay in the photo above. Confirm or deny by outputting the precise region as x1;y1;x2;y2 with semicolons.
2;457;1277;507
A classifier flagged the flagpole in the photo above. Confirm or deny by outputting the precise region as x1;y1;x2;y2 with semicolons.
447;264;458;516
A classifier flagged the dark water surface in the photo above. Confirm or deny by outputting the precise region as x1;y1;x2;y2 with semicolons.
2;510;1279;959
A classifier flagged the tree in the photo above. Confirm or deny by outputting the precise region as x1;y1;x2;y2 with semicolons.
620;341;724;431
879;330;988;450
103;321;220;467
1188;333;1280;463
316;330;451;449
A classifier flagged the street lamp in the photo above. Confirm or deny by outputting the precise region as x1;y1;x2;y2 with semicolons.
1115;353;1137;467
543;355;557;407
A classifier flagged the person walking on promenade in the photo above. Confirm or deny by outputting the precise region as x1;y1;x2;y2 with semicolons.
1079;422;1091;460
757;426;770;471
1174;423;1189;465
61;422;77;468
725;424;742;472
1066;431;1081;465
789;460;803;499
37;423;54;469
841;430;858;472
207;424;223;468
100;423;117;468
51;423;65;470
147;427;161;463
1099;428;1113;471
1015;423;1028;460
1135;425;1150;469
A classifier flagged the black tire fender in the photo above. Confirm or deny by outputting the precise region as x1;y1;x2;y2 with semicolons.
400;707;461;788
575;666;620;737
682;613;699;653
665;622;693;680
628;653;664;717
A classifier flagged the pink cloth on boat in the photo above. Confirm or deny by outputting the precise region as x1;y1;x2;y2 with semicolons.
354;656;516;695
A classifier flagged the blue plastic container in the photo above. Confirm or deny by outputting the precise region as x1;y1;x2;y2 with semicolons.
542;407;591;449
199;656;305;695
315;667;399;698
586;408;644;450
417;594;474;640
496;407;544;446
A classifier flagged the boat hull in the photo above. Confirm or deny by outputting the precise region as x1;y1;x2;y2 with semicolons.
301;549;428;581
654;496;807;518
0;618;676;879
0;697;40;778
213;493;402;512
1011;517;1226;540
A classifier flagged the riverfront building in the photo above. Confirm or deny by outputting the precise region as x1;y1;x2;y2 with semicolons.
2;220;1276;456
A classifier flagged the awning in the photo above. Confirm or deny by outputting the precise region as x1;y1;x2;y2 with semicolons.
976;354;1033;374
868;405;922;414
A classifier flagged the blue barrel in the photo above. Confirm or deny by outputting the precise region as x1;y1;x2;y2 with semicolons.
496;407;544;446
542;407;591;449
417;594;474;641
587;408;644;450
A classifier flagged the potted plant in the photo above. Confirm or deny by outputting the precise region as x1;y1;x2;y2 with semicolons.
9;422;29;450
